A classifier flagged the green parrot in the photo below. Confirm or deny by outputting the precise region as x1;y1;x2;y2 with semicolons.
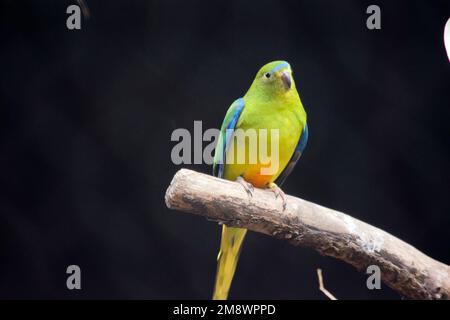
212;60;308;299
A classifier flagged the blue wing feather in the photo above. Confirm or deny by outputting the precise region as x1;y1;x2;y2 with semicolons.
297;122;309;155
213;98;245;178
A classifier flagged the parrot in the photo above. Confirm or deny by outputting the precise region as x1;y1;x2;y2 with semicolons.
212;60;309;300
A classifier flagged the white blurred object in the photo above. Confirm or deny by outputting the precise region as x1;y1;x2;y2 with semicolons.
445;18;450;61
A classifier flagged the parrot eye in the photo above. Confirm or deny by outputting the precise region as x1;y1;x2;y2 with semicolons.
264;73;271;79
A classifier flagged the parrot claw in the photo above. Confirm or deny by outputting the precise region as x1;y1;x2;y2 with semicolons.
268;182;287;211
236;176;254;198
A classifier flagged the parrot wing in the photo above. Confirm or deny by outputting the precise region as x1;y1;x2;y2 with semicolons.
275;123;309;186
213;98;245;178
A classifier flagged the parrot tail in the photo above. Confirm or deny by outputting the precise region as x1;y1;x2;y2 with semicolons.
212;225;247;300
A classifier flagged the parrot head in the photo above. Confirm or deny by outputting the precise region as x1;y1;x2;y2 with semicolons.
248;60;296;98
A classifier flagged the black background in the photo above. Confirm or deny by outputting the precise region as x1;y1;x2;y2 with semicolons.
1;0;449;299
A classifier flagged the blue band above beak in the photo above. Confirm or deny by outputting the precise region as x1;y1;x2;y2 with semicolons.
270;61;290;74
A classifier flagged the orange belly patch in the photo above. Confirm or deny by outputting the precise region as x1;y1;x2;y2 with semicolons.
243;165;274;188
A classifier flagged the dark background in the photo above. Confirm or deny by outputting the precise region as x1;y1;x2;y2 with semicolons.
1;0;449;299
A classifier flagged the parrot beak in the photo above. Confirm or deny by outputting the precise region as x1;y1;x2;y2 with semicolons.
281;70;292;90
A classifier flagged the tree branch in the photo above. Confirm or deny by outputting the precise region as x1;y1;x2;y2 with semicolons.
165;169;450;300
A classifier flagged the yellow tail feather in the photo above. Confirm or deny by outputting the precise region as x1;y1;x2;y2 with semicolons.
212;225;247;300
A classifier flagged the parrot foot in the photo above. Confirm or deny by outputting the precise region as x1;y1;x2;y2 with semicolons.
268;182;287;211
236;176;254;198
